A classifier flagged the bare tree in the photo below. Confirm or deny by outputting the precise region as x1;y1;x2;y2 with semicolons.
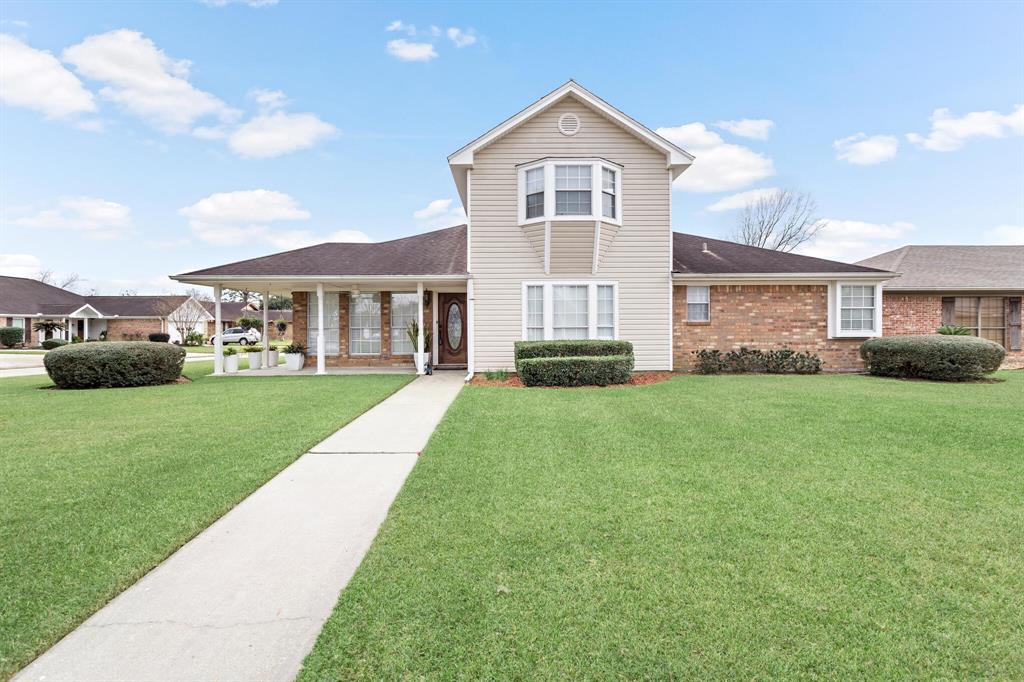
119;288;138;296
732;189;826;253
156;298;209;345
185;287;212;302
36;270;82;292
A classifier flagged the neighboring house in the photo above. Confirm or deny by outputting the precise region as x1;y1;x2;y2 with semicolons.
200;302;294;340
0;276;212;345
172;81;895;374
858;246;1023;362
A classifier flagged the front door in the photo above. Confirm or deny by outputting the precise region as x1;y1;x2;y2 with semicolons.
437;293;467;366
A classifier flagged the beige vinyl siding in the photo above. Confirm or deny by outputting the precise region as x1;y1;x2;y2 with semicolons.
470;95;672;370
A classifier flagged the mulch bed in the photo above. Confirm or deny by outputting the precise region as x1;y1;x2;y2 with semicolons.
470;371;676;389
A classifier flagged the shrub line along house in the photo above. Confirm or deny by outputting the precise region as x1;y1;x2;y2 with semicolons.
0;276;212;344
172;81;914;376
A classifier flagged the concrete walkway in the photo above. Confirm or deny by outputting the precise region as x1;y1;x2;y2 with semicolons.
15;372;465;682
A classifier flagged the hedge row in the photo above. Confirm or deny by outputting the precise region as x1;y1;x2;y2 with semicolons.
693;347;822;375
0;326;24;347
860;335;1004;381
514;339;633;360
44;341;187;389
517;354;634;387
41;339;67;350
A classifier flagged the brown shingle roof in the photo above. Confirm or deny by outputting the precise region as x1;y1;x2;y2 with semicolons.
178;225;467;278
672;233;887;275
857;245;1024;290
0;276;84;315
84;296;191;317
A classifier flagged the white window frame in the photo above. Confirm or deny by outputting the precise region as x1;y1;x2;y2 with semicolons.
517;158;623;227
686;285;711;322
829;281;883;338
349;292;382;356
520;281;619;341
389;292;418;355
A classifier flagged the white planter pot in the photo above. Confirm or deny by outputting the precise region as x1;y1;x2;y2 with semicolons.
284;353;304;371
268;349;279;366
224;355;239;374
415;351;432;371
247;352;263;370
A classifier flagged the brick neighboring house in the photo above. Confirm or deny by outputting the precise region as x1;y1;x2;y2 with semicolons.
0;276;211;345
201;302;294;341
172;81;896;375
858;245;1023;366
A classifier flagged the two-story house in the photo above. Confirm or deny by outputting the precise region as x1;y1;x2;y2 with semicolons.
174;81;895;375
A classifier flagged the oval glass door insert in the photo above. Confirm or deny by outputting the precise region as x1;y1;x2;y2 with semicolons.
446;302;463;351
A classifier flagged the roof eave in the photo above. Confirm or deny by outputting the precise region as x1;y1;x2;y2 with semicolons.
672;271;897;281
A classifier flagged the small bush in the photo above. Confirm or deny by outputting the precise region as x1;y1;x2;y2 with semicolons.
148;332;171;343
222;346;237;356
484;368;509;381
937;325;972;336
44;341;187;389
860;335;1004;381
237;316;263;331
692;346;822;374
41;339;67;350
514;339;633;361
283;342;306;354
0;326;24;347
518;355;634;387
184;330;205;346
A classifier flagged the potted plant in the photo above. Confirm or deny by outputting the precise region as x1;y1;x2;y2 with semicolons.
283;342;305;370
245;344;264;370
267;345;280;367
406;320;433;370
223;346;239;374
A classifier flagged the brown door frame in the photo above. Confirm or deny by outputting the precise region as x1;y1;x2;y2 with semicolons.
437;292;468;366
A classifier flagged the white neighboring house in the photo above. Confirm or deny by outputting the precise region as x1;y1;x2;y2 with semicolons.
0;276;212;345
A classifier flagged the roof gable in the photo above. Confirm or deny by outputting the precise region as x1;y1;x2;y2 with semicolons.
858;245;1024;290
672;233;890;276
447;81;694;206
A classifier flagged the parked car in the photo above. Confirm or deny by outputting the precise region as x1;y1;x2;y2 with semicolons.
210;327;262;345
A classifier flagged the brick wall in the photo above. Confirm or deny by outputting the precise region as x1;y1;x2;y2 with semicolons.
292;290;431;367
105;318;163;341
673;284;865;371
881;293;943;335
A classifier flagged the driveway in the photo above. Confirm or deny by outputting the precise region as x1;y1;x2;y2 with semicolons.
15;371;465;681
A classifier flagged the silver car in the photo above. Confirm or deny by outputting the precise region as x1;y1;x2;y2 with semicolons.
210;327;261;345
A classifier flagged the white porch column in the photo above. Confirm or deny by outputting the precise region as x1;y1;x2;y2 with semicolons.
316;282;326;375
416;282;425;375
83;317;89;340
213;285;223;375
262;289;270;369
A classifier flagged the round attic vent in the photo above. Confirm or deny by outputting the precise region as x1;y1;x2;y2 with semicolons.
557;112;581;136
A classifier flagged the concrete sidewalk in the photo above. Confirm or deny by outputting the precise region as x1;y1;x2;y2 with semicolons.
15;372;465;682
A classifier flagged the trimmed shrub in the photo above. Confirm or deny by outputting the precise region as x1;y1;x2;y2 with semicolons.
41;339;67;350
44;341;187;389
0;326;24;347
184;330;205;346
514;339;633;361
148;332;171;343
860;335;1004;381
518;354;634;387
692;346;822;374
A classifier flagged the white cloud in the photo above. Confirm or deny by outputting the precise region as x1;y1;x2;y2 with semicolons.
429;25;442;37
249;87;287;111
14;196;133;240
0;253;43;278
447;27;477;48
833;133;899;165
907;105;1024;152
63;29;239;134
797;219;915;262
657;122;775;193
412;198;465;230
714;118;774;140
985;225;1024;245
179;189;369;248
0;34;96;119
228;110;337;158
387;39;438;62
385;20;416;36
705;187;780;212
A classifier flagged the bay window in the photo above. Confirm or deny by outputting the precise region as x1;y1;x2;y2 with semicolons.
307;291;340;355
349;293;381;355
390;293;418;354
521;281;618;341
518;158;622;225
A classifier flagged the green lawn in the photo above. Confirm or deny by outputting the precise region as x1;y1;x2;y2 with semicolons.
0;362;412;678
301;372;1024;680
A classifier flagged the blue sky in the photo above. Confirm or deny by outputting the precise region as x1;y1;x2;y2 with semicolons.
1;0;1021;294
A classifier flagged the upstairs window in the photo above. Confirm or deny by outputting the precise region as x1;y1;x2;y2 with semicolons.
525;167;545;219
518;159;622;225
555;165;592;216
